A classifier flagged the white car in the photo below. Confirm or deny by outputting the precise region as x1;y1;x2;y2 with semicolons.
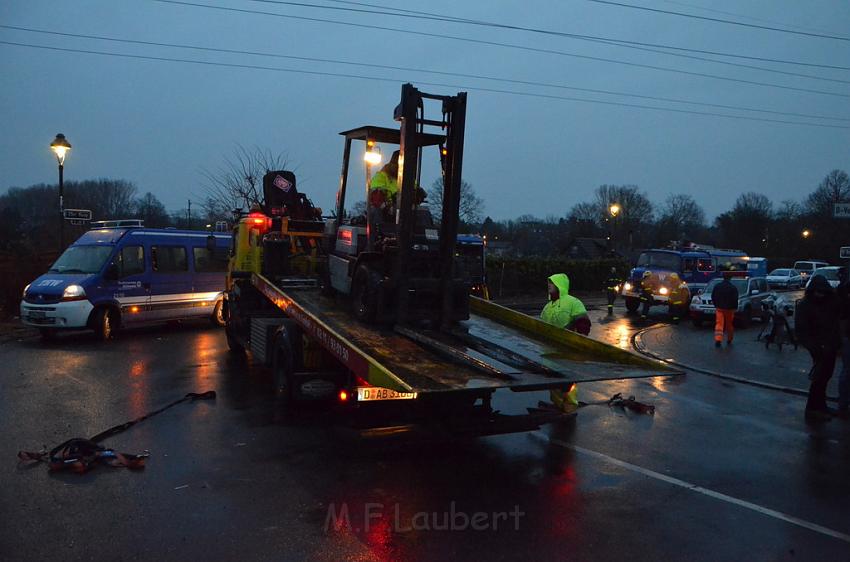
765;268;803;290
793;260;828;280
689;277;772;327
804;266;845;289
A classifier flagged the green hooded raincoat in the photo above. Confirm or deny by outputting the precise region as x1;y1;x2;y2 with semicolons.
541;273;587;329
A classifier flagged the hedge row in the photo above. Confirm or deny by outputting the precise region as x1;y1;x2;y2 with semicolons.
485;257;631;298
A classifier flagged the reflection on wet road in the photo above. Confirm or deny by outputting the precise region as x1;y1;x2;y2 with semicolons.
1;312;849;560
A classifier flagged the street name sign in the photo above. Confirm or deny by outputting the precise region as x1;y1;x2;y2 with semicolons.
834;203;850;218
63;209;92;220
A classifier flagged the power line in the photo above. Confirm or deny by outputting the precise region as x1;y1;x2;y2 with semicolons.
248;0;850;72
149;0;850;100
585;0;850;42
4;24;847;122
2;40;848;130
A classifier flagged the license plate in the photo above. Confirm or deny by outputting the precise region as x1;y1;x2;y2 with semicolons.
356;387;418;401
28;310;46;320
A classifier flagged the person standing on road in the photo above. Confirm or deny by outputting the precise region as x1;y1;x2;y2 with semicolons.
835;267;849;418
795;275;841;422
541;273;589;412
639;270;656;321
604;267;622;316
711;273;739;348
667;273;690;324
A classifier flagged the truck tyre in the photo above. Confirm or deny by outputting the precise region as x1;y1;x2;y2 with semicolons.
351;265;378;323
225;323;245;354
92;307;117;341
210;300;225;327
272;320;302;405
625;297;640;313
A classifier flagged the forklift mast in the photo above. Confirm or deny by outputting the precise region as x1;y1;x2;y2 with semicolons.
394;83;467;328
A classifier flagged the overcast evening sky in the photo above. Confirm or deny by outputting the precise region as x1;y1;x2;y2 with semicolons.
1;0;849;221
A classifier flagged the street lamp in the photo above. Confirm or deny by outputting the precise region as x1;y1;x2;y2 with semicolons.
608;203;621;252
802;229;811;239
50;133;72;252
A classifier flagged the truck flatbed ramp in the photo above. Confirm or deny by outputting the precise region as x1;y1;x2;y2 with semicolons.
253;274;680;395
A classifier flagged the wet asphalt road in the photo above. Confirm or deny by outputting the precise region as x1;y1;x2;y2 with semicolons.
2;312;850;562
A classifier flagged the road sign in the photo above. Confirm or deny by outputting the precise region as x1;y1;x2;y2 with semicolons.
69;219;86;226
841;247;850;259
63;208;92;220
834;203;850;218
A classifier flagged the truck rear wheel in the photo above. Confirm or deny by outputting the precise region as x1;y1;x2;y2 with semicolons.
272;320;302;406
225;323;245;354
625;297;640;313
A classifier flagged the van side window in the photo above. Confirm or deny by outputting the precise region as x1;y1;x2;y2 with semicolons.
193;247;228;273
682;258;695;273
120;246;145;277
697;259;714;272
152;246;187;273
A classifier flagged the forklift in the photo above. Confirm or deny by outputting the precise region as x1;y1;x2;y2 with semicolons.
326;83;470;329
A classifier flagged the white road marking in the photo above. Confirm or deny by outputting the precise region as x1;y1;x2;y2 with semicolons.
537;432;850;544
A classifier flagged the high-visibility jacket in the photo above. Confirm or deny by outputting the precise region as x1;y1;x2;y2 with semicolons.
541;273;588;329
370;170;398;201
604;275;622;292
669;282;690;306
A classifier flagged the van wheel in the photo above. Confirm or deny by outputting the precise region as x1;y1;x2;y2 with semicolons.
92;308;117;341
210;301;225;327
625;297;640;313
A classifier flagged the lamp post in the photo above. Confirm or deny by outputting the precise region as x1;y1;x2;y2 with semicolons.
50;133;72;252
609;203;621;252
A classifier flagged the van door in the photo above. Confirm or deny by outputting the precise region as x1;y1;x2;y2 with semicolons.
106;244;150;324
190;243;228;318
149;244;193;320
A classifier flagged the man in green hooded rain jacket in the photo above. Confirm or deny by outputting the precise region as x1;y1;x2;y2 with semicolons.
541;273;590;333
540;273;589;411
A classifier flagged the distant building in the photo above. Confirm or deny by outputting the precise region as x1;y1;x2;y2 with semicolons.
566;237;620;260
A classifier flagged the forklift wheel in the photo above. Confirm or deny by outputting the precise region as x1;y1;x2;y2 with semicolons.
351;265;379;323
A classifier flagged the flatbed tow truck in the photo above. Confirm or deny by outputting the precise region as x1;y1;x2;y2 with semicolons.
224;84;679;436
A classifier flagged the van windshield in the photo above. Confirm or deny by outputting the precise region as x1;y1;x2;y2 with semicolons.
793;262;814;271
636;252;681;271
49;245;114;274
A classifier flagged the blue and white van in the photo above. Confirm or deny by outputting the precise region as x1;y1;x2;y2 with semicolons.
20;225;232;339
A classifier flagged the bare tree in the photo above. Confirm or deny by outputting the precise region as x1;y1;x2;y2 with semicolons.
775;199;803;221
427;178;484;224
132;192;171;227
659;194;706;232
593;184;654;226
805;169;850;217
202;145;290;213
567;202;598;223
